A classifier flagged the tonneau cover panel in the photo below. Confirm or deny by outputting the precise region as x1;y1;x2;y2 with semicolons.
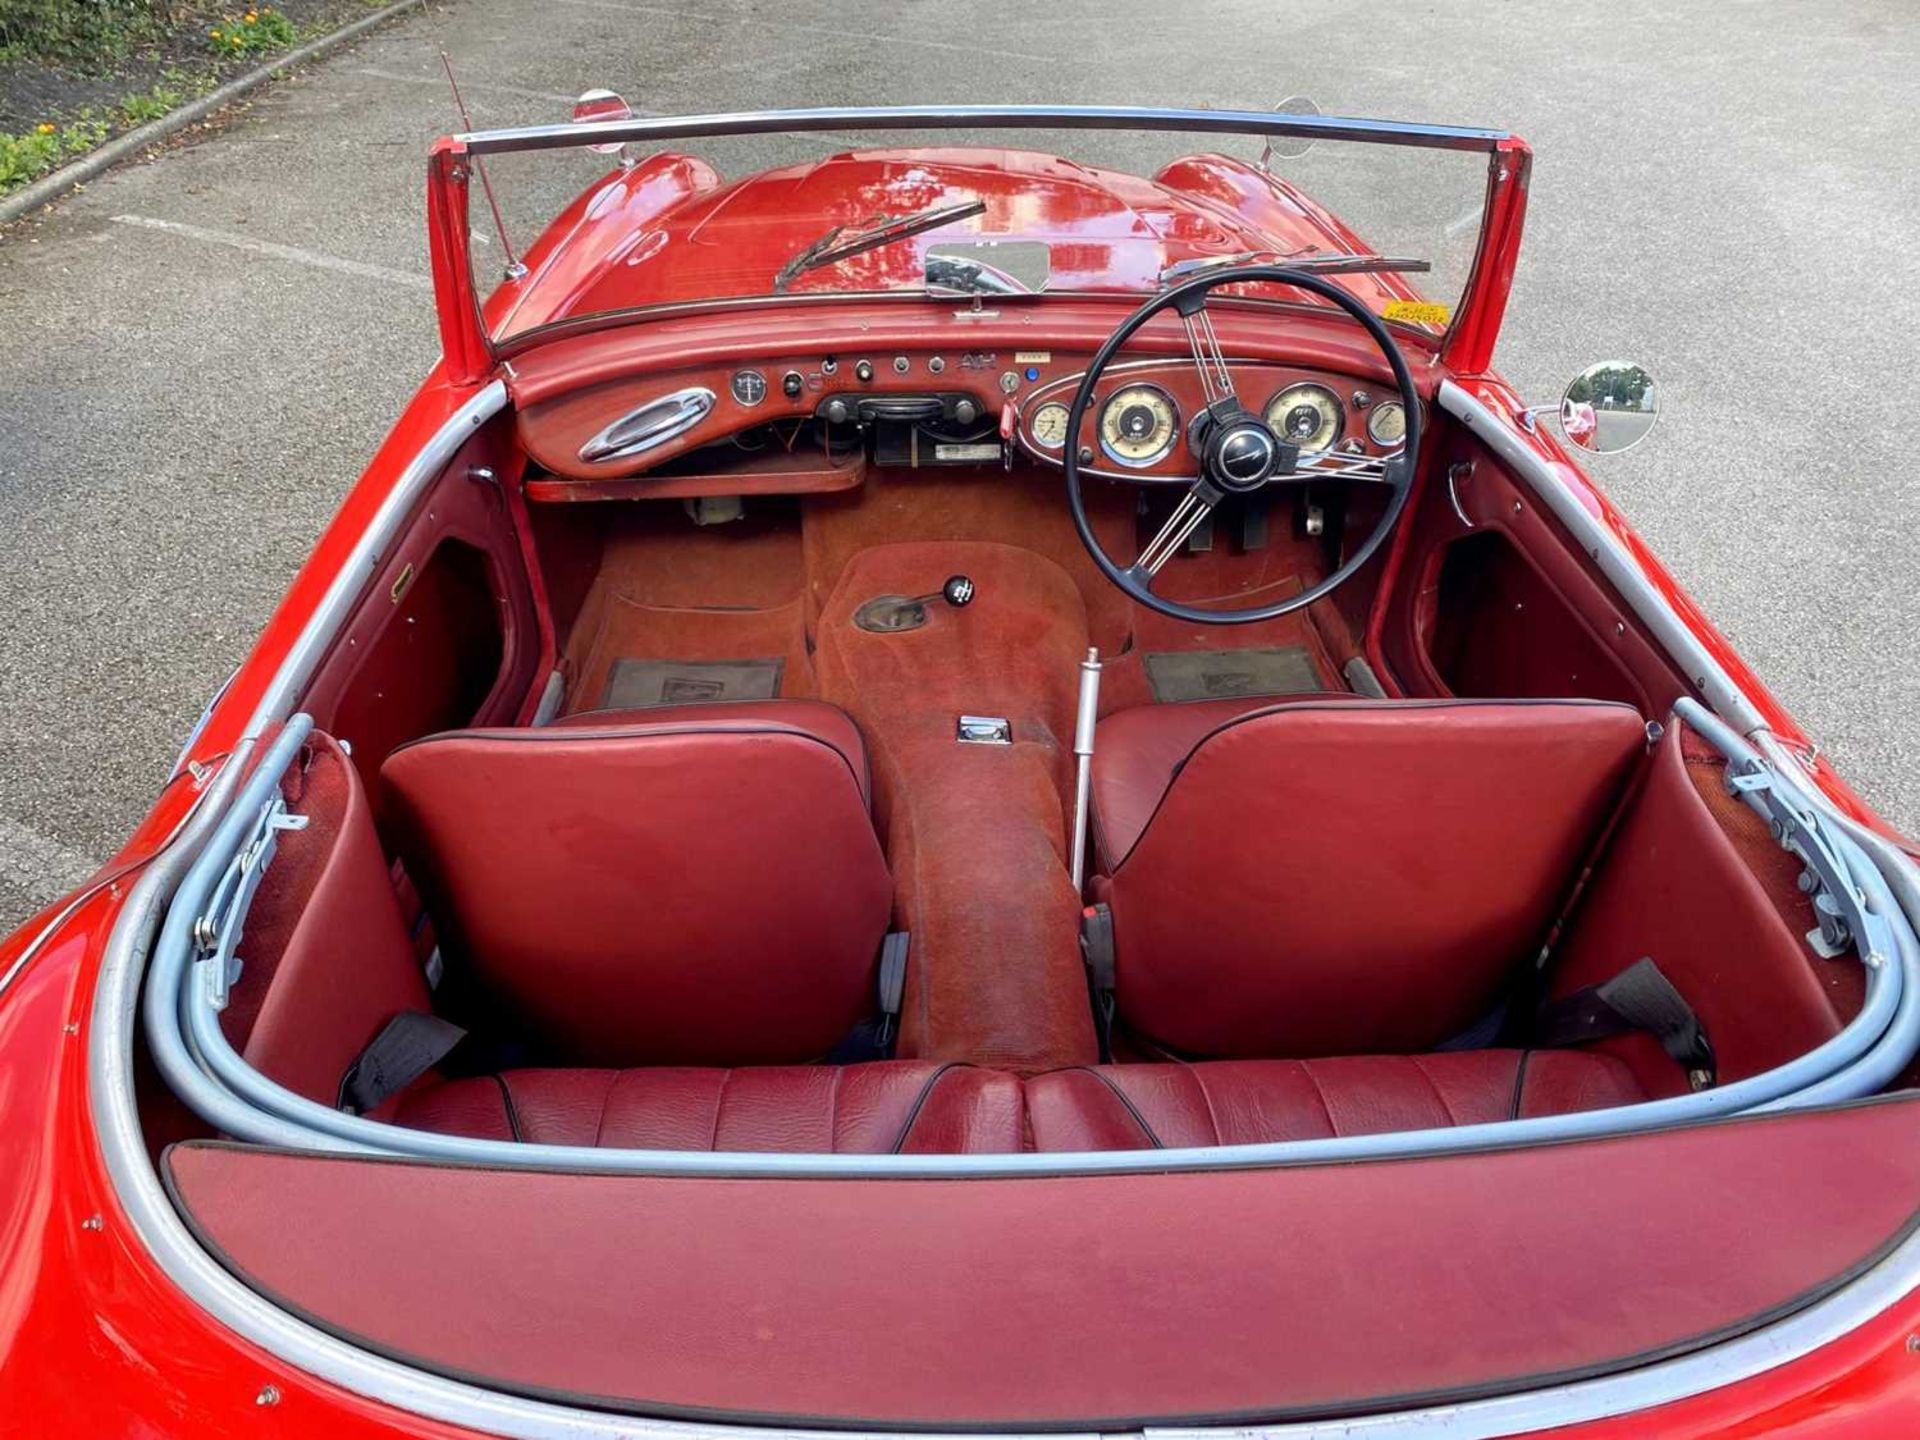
166;1096;1920;1429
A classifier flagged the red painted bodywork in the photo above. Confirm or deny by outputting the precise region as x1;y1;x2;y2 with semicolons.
2;121;1915;1436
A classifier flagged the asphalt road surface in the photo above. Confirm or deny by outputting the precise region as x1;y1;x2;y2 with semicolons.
0;0;1916;934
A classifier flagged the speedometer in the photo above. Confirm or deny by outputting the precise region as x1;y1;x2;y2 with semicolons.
1029;401;1071;451
1099;384;1179;467
1265;383;1344;453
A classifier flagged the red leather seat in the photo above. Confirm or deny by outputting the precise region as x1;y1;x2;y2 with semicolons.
1094;699;1648;1058
380;700;893;1068
399;1062;1023;1153
1026;1051;1646;1151
1091;693;1364;870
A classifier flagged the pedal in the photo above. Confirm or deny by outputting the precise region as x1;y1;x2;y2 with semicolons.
1239;495;1269;551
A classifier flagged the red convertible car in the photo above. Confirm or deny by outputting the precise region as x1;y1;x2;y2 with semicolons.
4;102;1919;1437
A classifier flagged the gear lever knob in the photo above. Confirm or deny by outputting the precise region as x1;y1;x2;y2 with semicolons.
942;575;976;608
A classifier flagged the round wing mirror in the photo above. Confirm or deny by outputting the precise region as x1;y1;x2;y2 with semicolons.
571;88;633;156
1559;360;1659;455
1260;96;1322;169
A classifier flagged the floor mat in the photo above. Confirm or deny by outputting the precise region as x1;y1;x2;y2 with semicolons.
1142;646;1328;703
600;657;784;709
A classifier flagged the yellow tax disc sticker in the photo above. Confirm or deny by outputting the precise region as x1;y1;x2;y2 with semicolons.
1382;300;1451;326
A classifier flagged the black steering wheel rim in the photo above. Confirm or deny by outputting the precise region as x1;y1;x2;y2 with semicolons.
1063;265;1422;625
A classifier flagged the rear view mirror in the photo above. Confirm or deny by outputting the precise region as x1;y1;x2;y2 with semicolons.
1558;361;1659;455
924;240;1051;297
572;89;633;160
1260;96;1322;168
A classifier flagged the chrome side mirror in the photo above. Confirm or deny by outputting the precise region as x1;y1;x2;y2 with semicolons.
1557;360;1659;455
1259;96;1322;169
572;88;633;163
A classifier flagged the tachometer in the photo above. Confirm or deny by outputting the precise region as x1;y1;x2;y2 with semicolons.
1099;384;1179;467
1366;399;1407;448
1029;401;1071;451
1265;383;1344;453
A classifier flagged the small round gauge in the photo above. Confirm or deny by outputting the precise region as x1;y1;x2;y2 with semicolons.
729;368;767;407
1099;384;1179;467
1029;401;1072;451
1366;399;1407;447
1265;383;1344;452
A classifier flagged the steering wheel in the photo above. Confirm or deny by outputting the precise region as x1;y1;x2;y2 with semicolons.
1063;265;1422;625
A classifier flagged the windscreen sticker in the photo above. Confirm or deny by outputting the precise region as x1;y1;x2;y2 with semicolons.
1382;300;1451;326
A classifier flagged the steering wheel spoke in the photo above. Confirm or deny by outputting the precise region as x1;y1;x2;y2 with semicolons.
1064;264;1420;626
1174;291;1239;410
1288;449;1399;485
1129;484;1218;584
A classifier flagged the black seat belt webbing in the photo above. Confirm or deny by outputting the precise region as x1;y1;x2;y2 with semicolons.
1532;956;1716;1090
1081;903;1117;1061
338;1011;467;1114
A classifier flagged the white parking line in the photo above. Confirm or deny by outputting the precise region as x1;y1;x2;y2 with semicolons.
551;0;1040;65
0;815;99;894
109;215;433;291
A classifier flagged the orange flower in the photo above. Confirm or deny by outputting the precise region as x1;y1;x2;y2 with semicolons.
35;122;56;135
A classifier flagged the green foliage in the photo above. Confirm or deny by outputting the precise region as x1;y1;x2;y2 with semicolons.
205;6;293;56
0;1;169;68
0;109;108;191
119;80;183;124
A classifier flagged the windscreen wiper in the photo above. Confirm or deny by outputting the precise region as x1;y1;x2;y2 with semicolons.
1158;251;1431;285
774;199;988;292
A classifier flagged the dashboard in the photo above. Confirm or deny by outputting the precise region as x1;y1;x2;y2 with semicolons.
515;345;1411;496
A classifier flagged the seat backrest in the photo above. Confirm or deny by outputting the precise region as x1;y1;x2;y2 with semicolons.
1105;699;1647;1058
380;702;893;1067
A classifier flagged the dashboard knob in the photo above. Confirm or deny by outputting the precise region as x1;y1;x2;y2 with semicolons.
782;370;803;398
953;398;979;426
855;359;875;383
824;398;851;425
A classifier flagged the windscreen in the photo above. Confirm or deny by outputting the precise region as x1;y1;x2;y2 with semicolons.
459;112;1500;351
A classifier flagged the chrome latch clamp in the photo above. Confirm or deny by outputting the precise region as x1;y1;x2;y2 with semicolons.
191;794;308;1011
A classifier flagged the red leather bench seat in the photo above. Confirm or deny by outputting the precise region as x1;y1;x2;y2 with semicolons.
398;1063;1024;1154
394;1049;1644;1154
1025;1051;1646;1151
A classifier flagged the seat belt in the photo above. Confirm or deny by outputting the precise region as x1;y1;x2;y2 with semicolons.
1531;956;1716;1090
1080;903;1117;1061
875;931;910;1052
338;1011;467;1114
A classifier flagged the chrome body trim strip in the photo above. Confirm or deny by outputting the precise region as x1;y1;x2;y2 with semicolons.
459;104;1508;158
241;379;509;737
1436;380;1767;734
